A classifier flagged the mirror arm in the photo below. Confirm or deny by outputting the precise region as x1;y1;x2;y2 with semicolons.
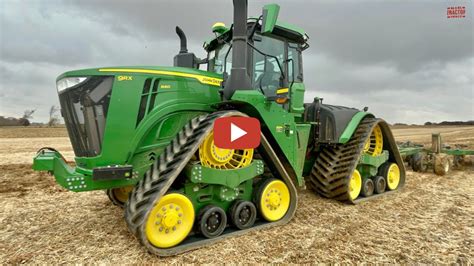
248;16;263;40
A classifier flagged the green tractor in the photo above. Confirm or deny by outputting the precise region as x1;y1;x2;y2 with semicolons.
33;0;405;256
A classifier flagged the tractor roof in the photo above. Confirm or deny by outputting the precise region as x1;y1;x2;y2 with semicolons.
204;18;309;52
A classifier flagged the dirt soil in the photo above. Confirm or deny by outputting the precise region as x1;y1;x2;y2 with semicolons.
1;126;473;263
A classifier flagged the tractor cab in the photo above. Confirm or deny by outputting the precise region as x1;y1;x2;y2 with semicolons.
204;17;309;102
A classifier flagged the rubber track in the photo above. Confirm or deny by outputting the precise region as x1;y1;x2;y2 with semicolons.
307;117;405;203
124;111;298;256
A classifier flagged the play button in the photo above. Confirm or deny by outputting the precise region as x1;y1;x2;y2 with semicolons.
213;117;261;149
230;123;247;142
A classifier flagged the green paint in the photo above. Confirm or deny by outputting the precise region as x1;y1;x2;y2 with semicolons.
231;90;310;185
339;112;373;143
185;160;264;188
289;83;305;113
262;4;280;34
183;180;253;215
357;151;389;177
274;20;306;37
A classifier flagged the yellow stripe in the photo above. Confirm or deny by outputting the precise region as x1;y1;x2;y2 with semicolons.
99;68;223;86
276;88;289;94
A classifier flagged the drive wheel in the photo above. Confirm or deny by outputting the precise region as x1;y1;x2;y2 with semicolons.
434;154;450;176
198;205;227;238
361;177;374;197
373;176;386;194
199;130;253;169
106;186;133;207
145;193;194;248
256;178;290;222
229;200;257;230
363;124;383;156
379;162;401;190
349;169;363;200
411;152;428;172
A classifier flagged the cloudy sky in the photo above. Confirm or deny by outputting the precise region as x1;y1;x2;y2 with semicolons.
0;0;472;124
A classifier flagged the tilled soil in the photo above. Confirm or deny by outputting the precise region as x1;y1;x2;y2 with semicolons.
0;126;473;263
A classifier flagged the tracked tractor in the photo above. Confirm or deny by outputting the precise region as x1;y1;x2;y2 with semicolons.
33;0;405;256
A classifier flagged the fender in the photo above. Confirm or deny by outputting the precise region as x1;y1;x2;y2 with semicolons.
338;111;374;143
304;98;374;144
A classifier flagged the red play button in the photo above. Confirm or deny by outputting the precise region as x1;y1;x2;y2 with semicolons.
213;117;261;149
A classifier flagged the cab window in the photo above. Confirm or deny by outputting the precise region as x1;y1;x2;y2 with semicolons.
210;43;232;76
252;35;285;97
288;43;303;83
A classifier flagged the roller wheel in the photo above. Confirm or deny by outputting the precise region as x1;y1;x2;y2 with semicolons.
361;178;374;197
106;186;133;207
197;205;227;238
255;178;290;222
373;176;386;194
379;162;401;190
411;153;428;172
144;193;195;248
348;169;362;200
433;154;450;176
229;200;257;230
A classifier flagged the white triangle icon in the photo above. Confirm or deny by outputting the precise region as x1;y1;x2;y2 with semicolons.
230;123;247;142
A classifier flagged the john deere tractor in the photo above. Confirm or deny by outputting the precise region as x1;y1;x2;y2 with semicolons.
33;0;405;256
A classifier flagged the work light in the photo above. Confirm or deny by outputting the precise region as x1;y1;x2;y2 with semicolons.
56;77;87;93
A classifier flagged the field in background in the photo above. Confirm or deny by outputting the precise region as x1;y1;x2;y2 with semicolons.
392;125;474;149
0;126;473;263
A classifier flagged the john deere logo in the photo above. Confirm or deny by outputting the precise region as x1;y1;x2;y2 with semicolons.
117;75;133;81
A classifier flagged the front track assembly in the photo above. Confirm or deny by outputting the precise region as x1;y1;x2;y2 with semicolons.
125;111;297;256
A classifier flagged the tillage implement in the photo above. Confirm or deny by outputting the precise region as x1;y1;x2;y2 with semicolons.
33;0;405;255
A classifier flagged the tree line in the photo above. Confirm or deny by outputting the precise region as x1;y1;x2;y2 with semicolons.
0;105;61;126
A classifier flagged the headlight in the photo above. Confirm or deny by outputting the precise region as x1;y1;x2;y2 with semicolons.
56;77;87;93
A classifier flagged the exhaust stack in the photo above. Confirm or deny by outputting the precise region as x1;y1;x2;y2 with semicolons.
175;26;188;54
223;0;253;100
174;26;197;68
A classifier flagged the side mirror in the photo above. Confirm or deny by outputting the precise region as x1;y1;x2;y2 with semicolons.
261;4;280;34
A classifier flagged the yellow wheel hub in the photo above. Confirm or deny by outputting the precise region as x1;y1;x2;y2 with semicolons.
199;131;253;169
112;186;133;203
349;169;362;200
364;125;383;156
259;180;290;222
145;193;194;248
386;163;400;190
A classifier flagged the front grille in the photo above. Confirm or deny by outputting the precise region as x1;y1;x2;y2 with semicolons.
59;76;114;157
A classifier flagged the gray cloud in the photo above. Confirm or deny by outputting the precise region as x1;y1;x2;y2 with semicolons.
0;0;473;123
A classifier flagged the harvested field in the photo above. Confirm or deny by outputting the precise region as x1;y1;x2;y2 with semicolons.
0;126;473;263
392;125;474;149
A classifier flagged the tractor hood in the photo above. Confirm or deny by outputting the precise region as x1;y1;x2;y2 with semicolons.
57;66;223;87
56;66;223;158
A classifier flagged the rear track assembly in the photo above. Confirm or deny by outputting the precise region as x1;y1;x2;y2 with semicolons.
308;117;406;203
